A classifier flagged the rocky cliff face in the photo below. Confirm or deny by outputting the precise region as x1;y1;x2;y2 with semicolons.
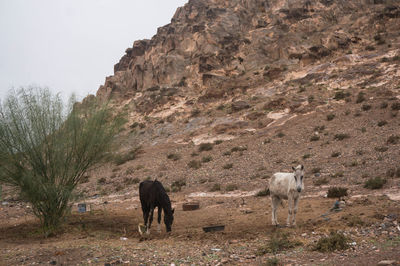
89;0;400;145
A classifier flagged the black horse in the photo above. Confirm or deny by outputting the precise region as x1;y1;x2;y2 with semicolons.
139;180;174;233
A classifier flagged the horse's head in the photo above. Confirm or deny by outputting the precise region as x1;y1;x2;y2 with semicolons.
292;164;305;193
164;208;174;232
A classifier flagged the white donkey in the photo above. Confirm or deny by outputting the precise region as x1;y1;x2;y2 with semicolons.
270;165;305;227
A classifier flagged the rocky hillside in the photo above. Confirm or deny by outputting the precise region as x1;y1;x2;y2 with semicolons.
72;0;400;198
84;0;400;148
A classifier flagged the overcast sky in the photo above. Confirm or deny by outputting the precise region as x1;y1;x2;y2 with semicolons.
0;0;188;101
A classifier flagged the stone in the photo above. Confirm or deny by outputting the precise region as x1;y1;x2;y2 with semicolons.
377;260;397;265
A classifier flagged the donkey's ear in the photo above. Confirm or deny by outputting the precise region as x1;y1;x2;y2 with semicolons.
301;165;304;170
172;208;175;214
292;166;296;171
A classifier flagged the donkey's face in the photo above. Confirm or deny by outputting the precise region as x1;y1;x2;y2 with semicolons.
292;165;305;192
164;208;175;232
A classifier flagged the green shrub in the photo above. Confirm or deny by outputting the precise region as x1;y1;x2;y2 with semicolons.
361;104;372;111
223;163;233;169
114;146;143;165
167;153;181;161
276;132;285;138
364;177;386;189
377;120;387;127
231;146;247;152
327;187;348;198
334;91;350;100
391;102;400;111
380;102;388;109
356;92;366;103
256;232;302;255
334;133;350;141
387;135;400;144
171;179;186;192
225;184;238;191
201;156;213;163
311;167;321;174
331;171;344;178
209;183;221;192
314;231;349;252
374;146;388;152
98;177;107;184
198;143;213;152
303;153;312;159
188;160;202;169
314;177;329;186
310;135;320;141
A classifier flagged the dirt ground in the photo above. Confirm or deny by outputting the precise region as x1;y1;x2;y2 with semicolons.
1;185;400;265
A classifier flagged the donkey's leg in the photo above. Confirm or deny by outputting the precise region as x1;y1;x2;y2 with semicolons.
271;196;280;226
292;196;300;226
287;195;293;227
157;206;162;233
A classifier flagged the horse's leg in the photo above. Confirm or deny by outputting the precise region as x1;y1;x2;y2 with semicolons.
287;194;293;227
143;207;150;231
157;206;162;233
292;196;300;226
271;195;280;226
147;207;154;234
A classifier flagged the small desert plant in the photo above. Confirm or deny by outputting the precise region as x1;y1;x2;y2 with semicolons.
265;257;279;266
198;142;213;152
314;177;329;186
209;183;221;192
326;113;335;121
231;146;247;152
334;133;350;141
201;156;212;163
98;177;107;184
331;171;344;178
374;146;388;152
276;132;285;138
225;184;238;191
333;91;350;100
365;45;375;51
171;179;186;192
256;232;302;255
342;214;365;227
377;120;387;127
223;163;233;169
310;135;320;141
114;146;143;165
356;92;366;103
327;187;348;198
380;102;388;109
124;177;140;185
256;188;270;197
308;95;314;103
364;177;386;189
311;167;321;174
391;102;400;111
361;104;372;111
190;108;201;117
223;151;232;156
191;152;199;157
214;140;223;145
387;135;400;144
167;153;181;161
331;151;341;157
313;231;350;252
303;153;312;159
188;160;202;169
